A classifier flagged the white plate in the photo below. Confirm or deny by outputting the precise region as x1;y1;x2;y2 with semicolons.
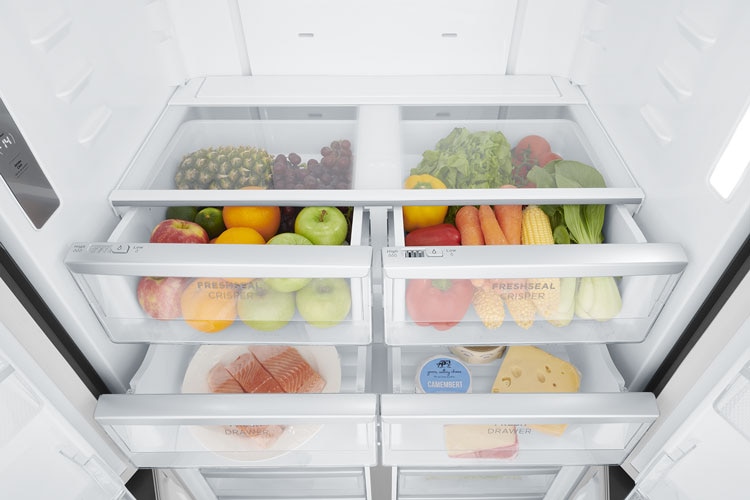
181;345;341;462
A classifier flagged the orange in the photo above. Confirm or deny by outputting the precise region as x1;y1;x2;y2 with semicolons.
214;227;265;245
180;278;238;333
222;186;281;241
213;227;265;284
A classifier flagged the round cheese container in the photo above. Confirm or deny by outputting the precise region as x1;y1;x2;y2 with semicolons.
449;345;506;364
415;355;472;394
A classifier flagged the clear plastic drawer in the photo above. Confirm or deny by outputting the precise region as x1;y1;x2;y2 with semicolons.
201;468;367;499
95;392;377;468
384;205;686;345
64;207;371;344
380;392;656;467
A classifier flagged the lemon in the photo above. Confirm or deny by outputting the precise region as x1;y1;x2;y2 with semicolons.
194;207;226;239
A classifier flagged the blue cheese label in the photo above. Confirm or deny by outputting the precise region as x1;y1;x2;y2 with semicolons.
417;356;472;393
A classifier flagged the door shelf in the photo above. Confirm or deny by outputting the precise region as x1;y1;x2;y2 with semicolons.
64;207;372;345
384;206;687;345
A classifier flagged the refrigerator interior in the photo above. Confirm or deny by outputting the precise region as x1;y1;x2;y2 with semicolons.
1;1;750;499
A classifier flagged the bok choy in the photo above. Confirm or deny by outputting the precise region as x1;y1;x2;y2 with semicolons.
527;160;623;321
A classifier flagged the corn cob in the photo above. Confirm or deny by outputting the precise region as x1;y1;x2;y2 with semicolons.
521;205;554;245
472;287;505;329
521;205;560;326
504;294;535;329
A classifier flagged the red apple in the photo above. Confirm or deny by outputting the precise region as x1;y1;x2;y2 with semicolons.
149;219;209;243
137;276;190;320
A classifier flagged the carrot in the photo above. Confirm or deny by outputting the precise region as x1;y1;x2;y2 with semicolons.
455;206;484;246
493;185;523;245
478;205;508;245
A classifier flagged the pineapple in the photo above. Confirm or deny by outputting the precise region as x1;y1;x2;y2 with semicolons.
174;146;274;189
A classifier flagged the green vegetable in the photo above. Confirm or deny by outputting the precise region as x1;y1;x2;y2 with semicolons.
575;276;623;321
551;276;578;327
411;127;513;224
411;127;513;190
527;159;622;321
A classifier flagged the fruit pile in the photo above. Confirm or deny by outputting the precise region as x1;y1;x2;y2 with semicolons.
272;140;353;190
174;140;353;190
173;146;275;190
137;202;354;333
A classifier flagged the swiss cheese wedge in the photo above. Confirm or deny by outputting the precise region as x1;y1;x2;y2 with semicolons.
491;346;581;436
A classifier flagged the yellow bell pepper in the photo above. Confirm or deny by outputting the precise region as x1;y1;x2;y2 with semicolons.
403;174;449;232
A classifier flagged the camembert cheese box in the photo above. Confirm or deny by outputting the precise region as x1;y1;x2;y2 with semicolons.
491;346;581;436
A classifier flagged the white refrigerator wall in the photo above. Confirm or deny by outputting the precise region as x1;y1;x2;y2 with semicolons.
580;0;750;388
0;0;180;390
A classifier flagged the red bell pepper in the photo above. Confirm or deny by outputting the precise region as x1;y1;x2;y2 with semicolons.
405;278;474;331
405;223;461;247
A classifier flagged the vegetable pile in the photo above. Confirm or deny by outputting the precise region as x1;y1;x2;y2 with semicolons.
528;160;622;321
410;127;513;190
402;129;623;331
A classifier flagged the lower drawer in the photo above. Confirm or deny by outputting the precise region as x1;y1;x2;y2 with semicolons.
201;467;367;499
95;345;377;468
380;392;657;467
397;467;558;499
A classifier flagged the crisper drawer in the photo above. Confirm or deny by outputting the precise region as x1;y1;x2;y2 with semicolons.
384;205;687;345
94;392;377;468
64;207;372;344
201;468;367;500
396;467;559;499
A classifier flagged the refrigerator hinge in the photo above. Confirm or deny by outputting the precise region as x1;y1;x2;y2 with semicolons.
630;442;697;498
59;445;132;500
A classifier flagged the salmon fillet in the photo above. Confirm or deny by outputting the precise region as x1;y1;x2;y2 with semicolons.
207;364;244;393
204;346;326;448
251;346;326;393
210;354;286;447
225;353;285;394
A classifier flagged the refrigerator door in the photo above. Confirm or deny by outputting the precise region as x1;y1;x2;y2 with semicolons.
0;277;133;499
622;268;750;499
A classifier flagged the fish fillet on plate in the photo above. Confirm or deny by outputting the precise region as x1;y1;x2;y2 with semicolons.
205;346;327;449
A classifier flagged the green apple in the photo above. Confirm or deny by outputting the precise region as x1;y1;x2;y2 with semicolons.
296;278;352;328
237;279;296;331
294;206;348;246
265;233;315;292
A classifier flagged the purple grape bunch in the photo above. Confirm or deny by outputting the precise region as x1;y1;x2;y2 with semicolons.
272;139;353;190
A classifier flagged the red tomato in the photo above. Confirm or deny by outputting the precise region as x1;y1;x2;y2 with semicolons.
512;135;552;164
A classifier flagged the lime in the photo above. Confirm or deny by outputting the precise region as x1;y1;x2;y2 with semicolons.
194;207;226;239
165;206;198;222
